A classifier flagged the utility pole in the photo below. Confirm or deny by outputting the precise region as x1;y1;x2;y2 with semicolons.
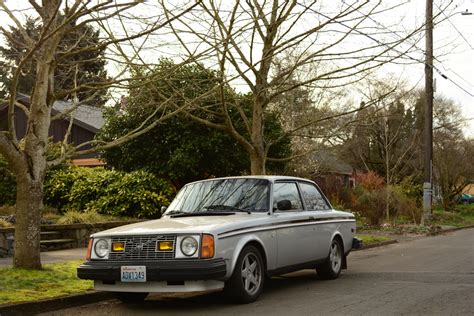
422;0;433;225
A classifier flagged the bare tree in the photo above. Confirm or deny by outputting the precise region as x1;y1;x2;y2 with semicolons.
432;97;474;211
356;77;420;221
0;0;200;269
159;0;437;174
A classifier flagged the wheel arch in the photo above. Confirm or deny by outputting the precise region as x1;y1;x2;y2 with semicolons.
331;233;344;253
330;232;347;269
227;236;268;277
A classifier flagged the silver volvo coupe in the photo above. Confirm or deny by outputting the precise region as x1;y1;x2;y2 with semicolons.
78;176;362;303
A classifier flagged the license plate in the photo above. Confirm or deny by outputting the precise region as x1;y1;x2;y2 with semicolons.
121;266;146;282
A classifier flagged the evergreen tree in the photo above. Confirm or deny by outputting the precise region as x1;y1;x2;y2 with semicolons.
0;16;108;106
97;60;291;186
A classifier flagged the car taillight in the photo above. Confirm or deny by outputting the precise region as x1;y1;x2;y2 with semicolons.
201;234;214;258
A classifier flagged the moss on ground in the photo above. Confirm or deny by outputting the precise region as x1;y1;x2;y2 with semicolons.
355;234;393;246
0;260;92;305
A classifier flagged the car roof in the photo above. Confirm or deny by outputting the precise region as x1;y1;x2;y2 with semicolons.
185;175;317;185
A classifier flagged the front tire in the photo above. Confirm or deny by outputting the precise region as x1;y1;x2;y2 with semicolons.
225;245;265;304
115;292;149;303
317;238;343;280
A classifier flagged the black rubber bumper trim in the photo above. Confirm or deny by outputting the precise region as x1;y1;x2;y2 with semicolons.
352;237;363;250
77;258;227;282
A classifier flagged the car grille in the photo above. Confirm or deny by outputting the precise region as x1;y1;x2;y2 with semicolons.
108;235;176;261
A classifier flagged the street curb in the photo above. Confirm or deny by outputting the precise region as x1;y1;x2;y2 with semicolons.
355;239;398;251
427;224;474;235
0;291;115;316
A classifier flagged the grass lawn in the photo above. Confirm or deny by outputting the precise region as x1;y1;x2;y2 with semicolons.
431;204;474;227
355;234;394;246
0;260;93;305
355;203;474;235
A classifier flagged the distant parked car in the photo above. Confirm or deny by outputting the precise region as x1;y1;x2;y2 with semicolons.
78;176;362;303
458;193;474;204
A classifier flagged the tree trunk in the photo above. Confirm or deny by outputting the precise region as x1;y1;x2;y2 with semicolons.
250;149;265;175
14;176;43;269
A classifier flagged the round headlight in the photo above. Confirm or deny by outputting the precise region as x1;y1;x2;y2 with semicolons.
181;236;198;256
94;239;109;258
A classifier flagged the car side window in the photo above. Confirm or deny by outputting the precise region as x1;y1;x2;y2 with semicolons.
299;182;330;211
273;182;303;211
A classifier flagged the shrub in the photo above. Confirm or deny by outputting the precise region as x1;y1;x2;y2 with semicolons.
352;184;421;225
352;188;387;225
0;154;16;206
43;166;82;211
316;175;352;209
0;205;15;216
0;218;11;227
390;185;422;224
85;170;174;218
398;176;423;206
44;166;175;218
57;210;106;224
0;141;71;207
354;171;385;191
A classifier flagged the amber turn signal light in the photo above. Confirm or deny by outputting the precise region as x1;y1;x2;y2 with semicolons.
86;239;92;261
201;234;215;258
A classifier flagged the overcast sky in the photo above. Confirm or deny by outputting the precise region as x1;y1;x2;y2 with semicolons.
405;0;474;136
1;0;473;136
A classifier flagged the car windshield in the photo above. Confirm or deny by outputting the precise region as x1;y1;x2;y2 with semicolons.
165;178;270;214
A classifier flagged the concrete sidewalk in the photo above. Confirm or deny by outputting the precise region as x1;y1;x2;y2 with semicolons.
0;247;87;267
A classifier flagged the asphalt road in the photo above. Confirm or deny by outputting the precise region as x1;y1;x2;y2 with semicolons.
41;228;474;316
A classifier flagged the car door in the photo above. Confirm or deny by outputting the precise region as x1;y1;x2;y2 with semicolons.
298;181;333;260
272;181;315;268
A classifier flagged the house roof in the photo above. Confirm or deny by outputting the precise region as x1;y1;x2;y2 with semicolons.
1;93;104;133
52;100;104;133
312;150;353;175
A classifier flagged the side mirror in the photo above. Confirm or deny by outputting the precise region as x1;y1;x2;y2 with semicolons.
277;199;292;211
161;206;167;214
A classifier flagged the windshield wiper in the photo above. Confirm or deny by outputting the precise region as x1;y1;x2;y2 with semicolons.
204;205;251;214
165;210;186;216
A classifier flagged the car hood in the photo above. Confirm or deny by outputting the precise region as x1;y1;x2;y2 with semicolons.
91;213;268;237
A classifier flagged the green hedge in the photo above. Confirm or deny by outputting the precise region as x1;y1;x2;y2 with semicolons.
0;154;16;205
44;166;175;218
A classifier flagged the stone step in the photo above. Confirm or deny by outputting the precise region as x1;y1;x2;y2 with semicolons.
40;231;62;241
40;239;77;252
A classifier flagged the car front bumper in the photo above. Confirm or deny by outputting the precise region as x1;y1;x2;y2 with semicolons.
77;258;227;282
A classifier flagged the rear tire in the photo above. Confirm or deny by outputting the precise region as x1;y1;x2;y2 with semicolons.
224;245;265;304
115;292;148;303
317;238;343;280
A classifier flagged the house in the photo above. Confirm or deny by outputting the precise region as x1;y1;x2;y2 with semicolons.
311;150;355;190
0;93;105;165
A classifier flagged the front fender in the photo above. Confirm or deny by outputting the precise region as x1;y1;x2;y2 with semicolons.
219;234;268;279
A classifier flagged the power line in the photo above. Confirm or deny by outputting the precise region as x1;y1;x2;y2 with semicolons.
435;3;474;50
340;0;474;98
